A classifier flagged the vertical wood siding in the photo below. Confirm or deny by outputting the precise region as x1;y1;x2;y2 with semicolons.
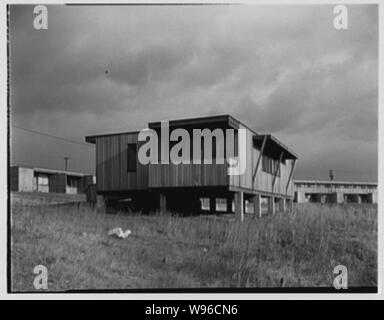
148;163;227;188
95;132;148;191
93;125;295;196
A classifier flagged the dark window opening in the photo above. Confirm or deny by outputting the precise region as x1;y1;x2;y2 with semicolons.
127;143;137;172
67;176;79;188
262;154;280;177
224;129;238;162
234;130;238;157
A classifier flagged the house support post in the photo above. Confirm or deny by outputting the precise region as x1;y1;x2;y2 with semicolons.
210;197;216;214
234;191;244;222
280;197;286;212
159;192;167;214
226;195;233;213
367;193;377;204
252;193;261;218
286;198;293;212
336;192;344;204
268;196;275;216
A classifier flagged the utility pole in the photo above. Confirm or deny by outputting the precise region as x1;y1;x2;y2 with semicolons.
64;157;70;171
329;169;334;181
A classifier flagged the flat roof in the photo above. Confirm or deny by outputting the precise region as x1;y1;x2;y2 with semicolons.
12;165;94;177
294;180;377;186
148;114;239;129
85;130;140;144
85;114;298;158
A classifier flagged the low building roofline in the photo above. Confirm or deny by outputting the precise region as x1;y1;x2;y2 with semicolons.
85;130;140;143
294;179;377;186
11;165;94;177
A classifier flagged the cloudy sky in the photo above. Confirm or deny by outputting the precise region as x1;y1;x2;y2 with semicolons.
10;4;378;181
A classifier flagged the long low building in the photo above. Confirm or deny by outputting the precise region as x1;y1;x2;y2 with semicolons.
10;166;95;195
294;180;377;204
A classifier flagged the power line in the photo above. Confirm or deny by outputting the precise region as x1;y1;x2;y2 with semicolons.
12;125;94;148
12;152;83;162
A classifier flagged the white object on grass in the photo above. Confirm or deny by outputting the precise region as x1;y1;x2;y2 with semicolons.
108;227;132;239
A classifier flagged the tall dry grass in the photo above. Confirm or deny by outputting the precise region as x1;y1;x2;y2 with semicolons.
11;202;377;290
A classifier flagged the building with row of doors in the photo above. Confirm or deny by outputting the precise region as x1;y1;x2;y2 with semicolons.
294;180;377;204
10;166;95;195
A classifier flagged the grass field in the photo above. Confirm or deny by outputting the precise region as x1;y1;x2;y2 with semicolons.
10;202;377;291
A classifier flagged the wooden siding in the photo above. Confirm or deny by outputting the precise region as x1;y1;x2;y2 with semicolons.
91;119;296;196
10;166;19;191
148;163;227;188
95;132;148;192
228;125;295;197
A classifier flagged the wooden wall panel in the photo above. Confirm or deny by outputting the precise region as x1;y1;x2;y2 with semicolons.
148;163;227;188
93;124;295;196
10;167;19;191
95;133;148;192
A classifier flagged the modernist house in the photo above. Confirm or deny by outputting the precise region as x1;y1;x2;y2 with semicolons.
294;180;378;204
10;166;95;195
85;115;298;220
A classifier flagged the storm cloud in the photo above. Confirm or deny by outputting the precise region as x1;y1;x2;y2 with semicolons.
10;4;378;180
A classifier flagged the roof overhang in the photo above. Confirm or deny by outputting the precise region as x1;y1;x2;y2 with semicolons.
85;130;140;144
84;115;298;163
33;167;92;177
148;114;239;130
253;134;298;160
85;136;96;144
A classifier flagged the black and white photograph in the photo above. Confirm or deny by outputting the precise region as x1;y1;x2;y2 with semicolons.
7;1;379;293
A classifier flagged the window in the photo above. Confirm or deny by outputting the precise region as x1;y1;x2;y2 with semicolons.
234;130;238;157
127;143;137;172
34;173;49;192
262;155;280;177
215;198;227;212
262;155;272;174
66;176;80;194
67;176;79;188
200;198;210;211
